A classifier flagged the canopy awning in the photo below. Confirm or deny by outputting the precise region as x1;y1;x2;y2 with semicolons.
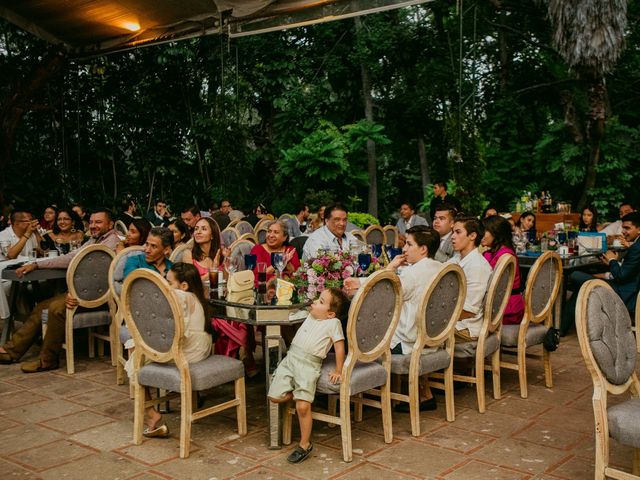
1;0;431;58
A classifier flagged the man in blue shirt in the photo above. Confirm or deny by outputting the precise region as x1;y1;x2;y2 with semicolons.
124;227;174;279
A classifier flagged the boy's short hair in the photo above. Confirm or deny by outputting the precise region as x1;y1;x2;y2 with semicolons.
622;211;640;227
455;216;484;246
406;225;440;259
326;287;350;319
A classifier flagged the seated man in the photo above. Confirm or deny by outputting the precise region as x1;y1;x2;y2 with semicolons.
0;209;43;261
146;199;171;227
119;195;137;228
433;204;457;263
396;202;428;247
448;217;492;342
601;201;636;240
562;211;640;334
302;204;360;261
180;206;201;234
0;210;120;372
289;204;310;239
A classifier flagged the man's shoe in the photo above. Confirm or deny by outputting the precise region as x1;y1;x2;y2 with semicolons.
394;397;437;413
287;443;313;464
0;352;14;364
20;360;59;373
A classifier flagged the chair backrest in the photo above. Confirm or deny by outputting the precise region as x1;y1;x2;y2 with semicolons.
482;254;516;335
67;244;116;308
289;236;307;261
122;268;183;363
237;232;257;244
383;225;398;247
114;220;128;236
108;246;145;307
351;230;364;242
576;280;639;392
254;218;271;232
364;225;385;245
256;221;274;244
235;220;254;235
227;219;240;229
228;239;255;270
347;269;402;361
279;213;293;221
524;251;562;326
221;227;239;247
170;242;191;263
419;263;466;347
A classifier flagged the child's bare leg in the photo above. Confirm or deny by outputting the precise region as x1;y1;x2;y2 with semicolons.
144;387;162;428
296;400;312;449
419;376;434;401
268;392;293;404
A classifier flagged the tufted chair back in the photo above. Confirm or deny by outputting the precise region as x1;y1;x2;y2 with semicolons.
67;245;115;307
228;239;255;271
525;251;562;325
422;264;466;345
348;269;402;360
109;246;145;302
221;227;239;247
122;269;182;362
169;242;191;263
256;221;273;244
383;226;398;247
235;221;254;235
485;254;516;334
364;225;385;245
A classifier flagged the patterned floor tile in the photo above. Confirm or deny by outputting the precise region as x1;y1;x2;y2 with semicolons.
9;439;95;472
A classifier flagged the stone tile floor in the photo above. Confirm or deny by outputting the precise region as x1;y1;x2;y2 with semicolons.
0;332;636;479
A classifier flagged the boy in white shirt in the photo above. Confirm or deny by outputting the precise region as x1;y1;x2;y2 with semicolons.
268;287;348;464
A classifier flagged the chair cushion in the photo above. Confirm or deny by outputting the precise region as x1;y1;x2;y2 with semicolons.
138;355;244;392
390;349;450;375
454;332;500;358
501;324;547;348
73;310;111;329
316;356;387;396
608;398;640;448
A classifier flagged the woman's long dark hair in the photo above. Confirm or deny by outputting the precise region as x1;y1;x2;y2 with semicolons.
192;217;221;263
483;215;515;253
170;262;213;334
169;218;191;243
52;208;84;234
579;204;599;232
516;211;536;231
128;218;152;246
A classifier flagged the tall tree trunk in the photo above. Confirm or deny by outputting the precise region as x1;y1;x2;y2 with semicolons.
418;137;430;193
355;17;378;218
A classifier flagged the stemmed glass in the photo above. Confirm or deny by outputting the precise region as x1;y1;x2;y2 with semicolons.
0;240;10;257
244;254;257;272
54;238;65;255
357;253;371;277
224;255;238;277
271;252;285;279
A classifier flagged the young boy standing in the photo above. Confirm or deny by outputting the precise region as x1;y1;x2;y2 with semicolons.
268;287;349;464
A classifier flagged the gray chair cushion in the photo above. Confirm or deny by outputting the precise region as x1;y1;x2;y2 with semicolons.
73;310;111;329
501;324;547;348
236;221;254;235
356;278;397;353
316;355;388;396
587;286;636;385
138;355;244;392
531;258;557;317
608;398;640;448
426;271;461;339
73;250;113;302
454;332;500;358
390;349;450;375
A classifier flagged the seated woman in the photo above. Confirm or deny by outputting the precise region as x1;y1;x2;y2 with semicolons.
249;219;301;286
513;211;536;247
116;218;152;253
40;208;85;254
72;202;90;232
579;204;598;232
481;205;498;219
133;262;213;438
183;217;223;280
40;205;57;231
168;218;191;248
245;203;272;227
481;215;524;325
307;205;326;233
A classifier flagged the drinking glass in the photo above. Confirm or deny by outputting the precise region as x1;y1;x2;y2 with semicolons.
358;253;371;277
388;247;403;261
257;262;267;283
557;232;567;244
370;244;382;259
54;238;64;255
0;240;10;257
271;252;285;278
224;256;238;277
244;254;257;272
28;248;38;262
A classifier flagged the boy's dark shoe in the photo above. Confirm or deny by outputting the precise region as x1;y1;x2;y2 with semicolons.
287;443;313;463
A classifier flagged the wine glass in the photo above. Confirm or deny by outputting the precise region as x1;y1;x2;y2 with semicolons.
224;255;238;277
271;252;285;279
54;238;64;255
358;253;371;277
244;254;257;272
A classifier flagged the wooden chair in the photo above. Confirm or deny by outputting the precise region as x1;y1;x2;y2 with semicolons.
383;225;399;247
122;269;247;458
228;239;255;270
634;290;640;354
235;220;254;236
221;227;239;247
227;219;240;229
351;229;365;242
388;263;466;434
169;242;191;263
255;221;274;244
576;280;640;479
446;254;515;413
278;213;293;222
64;244;116;374
115;220;128;237
237;232;257;244
500;251;562;398
254;217;271;232
108;246;145;388
364;225;385;245
282;269;402;462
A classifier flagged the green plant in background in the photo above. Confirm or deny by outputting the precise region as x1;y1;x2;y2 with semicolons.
348;212;380;228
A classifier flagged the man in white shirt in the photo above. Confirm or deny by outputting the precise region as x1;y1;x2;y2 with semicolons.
395;202;429;247
601;202;636;238
302;204;360;260
433;204;457;262
0;210;42;261
448;217;492;341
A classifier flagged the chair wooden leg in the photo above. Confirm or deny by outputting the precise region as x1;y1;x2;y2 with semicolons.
97;332;105;358
593;396;608;480
443;365;455;423
282;401;293;445
391;374;401;407
133;382;145;445
408;372;420;436
380;380;393;444
109;321;118;367
633;448;640;476
339;393;353;462
327;395;338;428
88;328;95;358
180;389;193;458
543;349;553;388
354;393;363;422
475;355;486;413
491;350;501;400
235;377;247;436
516;343;527;398
65;311;75;375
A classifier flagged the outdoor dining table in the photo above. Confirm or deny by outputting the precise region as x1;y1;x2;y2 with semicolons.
209;297;309;449
1;266;67;344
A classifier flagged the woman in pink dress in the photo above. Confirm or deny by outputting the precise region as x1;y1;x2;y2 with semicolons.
481;215;524;325
249;220;301;287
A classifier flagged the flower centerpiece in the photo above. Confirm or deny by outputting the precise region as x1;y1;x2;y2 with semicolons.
292;249;382;301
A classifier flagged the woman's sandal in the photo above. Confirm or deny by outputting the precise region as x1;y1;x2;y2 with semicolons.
143;424;169;438
287;443;313;464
